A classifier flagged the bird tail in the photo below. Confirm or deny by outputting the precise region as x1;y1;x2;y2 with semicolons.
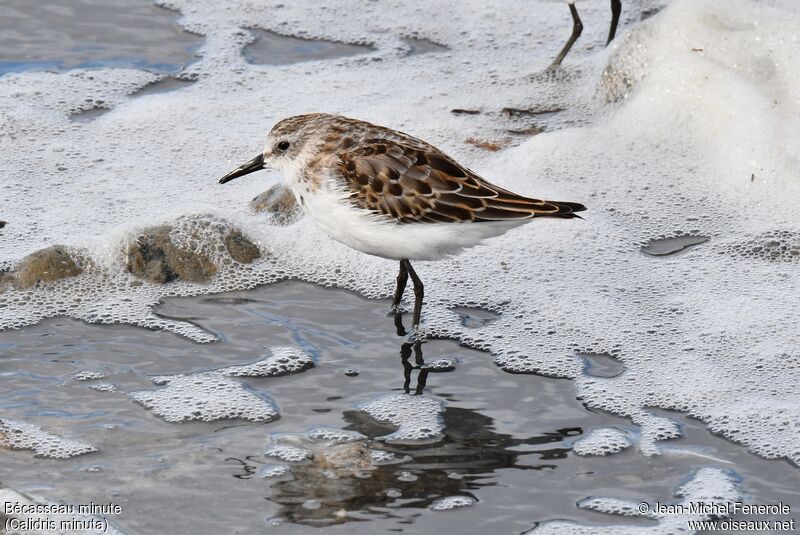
538;200;586;219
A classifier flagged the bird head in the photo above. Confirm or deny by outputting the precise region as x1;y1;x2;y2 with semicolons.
218;113;328;184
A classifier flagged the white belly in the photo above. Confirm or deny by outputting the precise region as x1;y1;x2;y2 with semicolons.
288;180;527;261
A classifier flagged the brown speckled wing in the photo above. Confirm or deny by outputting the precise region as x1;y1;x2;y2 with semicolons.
335;139;586;223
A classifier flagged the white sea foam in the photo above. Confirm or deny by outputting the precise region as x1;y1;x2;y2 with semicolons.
88;382;118;393
530;468;741;533
369;449;409;465
360;393;444;443
572;426;633;456
429;495;476;511
0;419;97;459
264;444;312;463
219;346;314;377
257;464;291;478
129;372;278;422
0;0;799;485
306;427;366;444
70;370;106;381
419;358;457;372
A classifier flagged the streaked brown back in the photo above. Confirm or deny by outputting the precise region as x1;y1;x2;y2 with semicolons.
335;138;586;223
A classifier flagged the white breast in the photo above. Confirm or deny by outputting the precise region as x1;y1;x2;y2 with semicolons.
282;165;528;261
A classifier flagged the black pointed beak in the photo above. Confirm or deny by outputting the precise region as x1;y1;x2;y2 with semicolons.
219;154;265;184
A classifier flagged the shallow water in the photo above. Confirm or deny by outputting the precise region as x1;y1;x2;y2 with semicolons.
0;0;199;76
1;282;798;533
244;29;374;66
640;235;709;256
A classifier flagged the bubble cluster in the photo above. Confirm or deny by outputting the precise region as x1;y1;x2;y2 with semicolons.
88;382;118;392
368;449;409;465
129;372;278;423
70;370;106;381
259;426;415;487
717;230;800;262
257;464;291;478
419;358;457;372
166;214;262;267
219;346;314;377
429;495;476;511
0;419;97;459
637;414;683;456
306;427;365;444
0;68;158;138
531;468;741;534
360;394;444;444
264;445;312;463
572;427;633;456
577;497;647;518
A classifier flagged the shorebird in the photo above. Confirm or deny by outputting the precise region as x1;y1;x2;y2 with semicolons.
219;113;585;328
550;0;622;68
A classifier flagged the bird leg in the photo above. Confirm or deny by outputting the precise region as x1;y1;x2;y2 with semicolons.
391;260;408;311
412;342;429;394
607;0;622;45
401;341;428;395
393;313;407;337
402;259;424;329
549;2;583;69
401;341;414;393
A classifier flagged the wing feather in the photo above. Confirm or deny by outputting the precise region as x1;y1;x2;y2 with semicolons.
335;139;585;223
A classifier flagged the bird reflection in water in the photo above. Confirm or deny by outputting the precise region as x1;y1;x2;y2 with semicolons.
400;339;428;395
224;313;583;526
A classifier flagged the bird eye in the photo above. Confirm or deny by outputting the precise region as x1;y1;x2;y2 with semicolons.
277;141;290;151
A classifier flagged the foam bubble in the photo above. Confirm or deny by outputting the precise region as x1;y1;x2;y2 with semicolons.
0;419;97;459
419;358;457;372
88;382;118;393
219;346;314;377
260;428;413;482
129;372;278;422
257;464;291;478
360;394;444;444
264;445;312;463
531;467;741;534
369;449;409;465
70;370;106;381
396;471;418;482
717;230;800;262
429;495;476;511
306;427;366;444
572;427;633;456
